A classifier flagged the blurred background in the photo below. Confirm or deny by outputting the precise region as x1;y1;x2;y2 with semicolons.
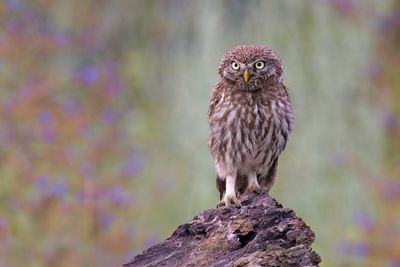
0;0;399;266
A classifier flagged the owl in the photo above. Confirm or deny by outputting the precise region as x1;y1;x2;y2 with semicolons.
208;45;294;207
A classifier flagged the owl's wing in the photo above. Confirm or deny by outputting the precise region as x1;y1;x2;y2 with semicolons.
208;82;224;118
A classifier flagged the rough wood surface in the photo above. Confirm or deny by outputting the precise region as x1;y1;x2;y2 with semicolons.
124;190;321;267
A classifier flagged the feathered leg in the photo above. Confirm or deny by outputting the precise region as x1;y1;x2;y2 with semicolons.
246;171;261;193
217;175;240;207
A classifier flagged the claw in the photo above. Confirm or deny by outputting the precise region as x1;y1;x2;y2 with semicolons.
231;197;241;206
217;193;241;207
247;172;261;194
216;200;225;208
248;184;261;194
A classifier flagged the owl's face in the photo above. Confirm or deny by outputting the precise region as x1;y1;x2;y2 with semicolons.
218;45;283;91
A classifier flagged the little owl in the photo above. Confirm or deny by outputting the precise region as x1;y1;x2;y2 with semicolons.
208;45;294;207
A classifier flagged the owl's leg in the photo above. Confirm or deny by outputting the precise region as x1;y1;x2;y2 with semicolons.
246;171;261;193
217;175;240;207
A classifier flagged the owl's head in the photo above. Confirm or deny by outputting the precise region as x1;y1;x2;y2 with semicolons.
218;45;283;91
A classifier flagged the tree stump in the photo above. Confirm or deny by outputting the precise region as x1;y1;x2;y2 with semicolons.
124;189;321;267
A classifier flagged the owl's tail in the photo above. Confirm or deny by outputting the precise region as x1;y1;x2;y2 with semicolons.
258;158;278;191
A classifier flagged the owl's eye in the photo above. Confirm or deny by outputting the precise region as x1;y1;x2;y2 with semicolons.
255;61;265;70
231;61;240;70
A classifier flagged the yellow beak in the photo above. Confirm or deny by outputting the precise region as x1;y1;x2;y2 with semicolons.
243;69;250;83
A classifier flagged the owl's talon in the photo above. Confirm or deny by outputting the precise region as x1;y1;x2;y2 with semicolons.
232;197;241;207
217;193;241;207
248;184;262;194
216;200;226;208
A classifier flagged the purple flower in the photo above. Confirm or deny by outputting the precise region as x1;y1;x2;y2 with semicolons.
5;0;21;12
383;181;400;200
53;32;70;47
5;17;19;35
0;216;8;229
352;242;369;258
109;186;131;206
101;107;119;125
36;175;68;198
330;0;354;14
105;63;123;96
388;259;400;267
40;126;56;143
76;189;85;203
36;174;50;191
80;65;99;84
366;63;382;79
19;82;35;99
391;10;400;28
336;240;370;258
99;212;114;229
0;123;14;149
52;180;69;198
38;110;53;126
353;211;374;231
379;110;397;130
123;151;144;176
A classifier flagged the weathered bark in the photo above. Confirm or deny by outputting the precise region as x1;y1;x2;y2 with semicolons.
124;189;321;267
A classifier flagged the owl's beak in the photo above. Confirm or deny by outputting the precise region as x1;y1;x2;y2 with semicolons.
243;69;250;83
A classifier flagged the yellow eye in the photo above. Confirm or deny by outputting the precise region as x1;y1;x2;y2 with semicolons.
255;61;265;70
231;61;240;70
